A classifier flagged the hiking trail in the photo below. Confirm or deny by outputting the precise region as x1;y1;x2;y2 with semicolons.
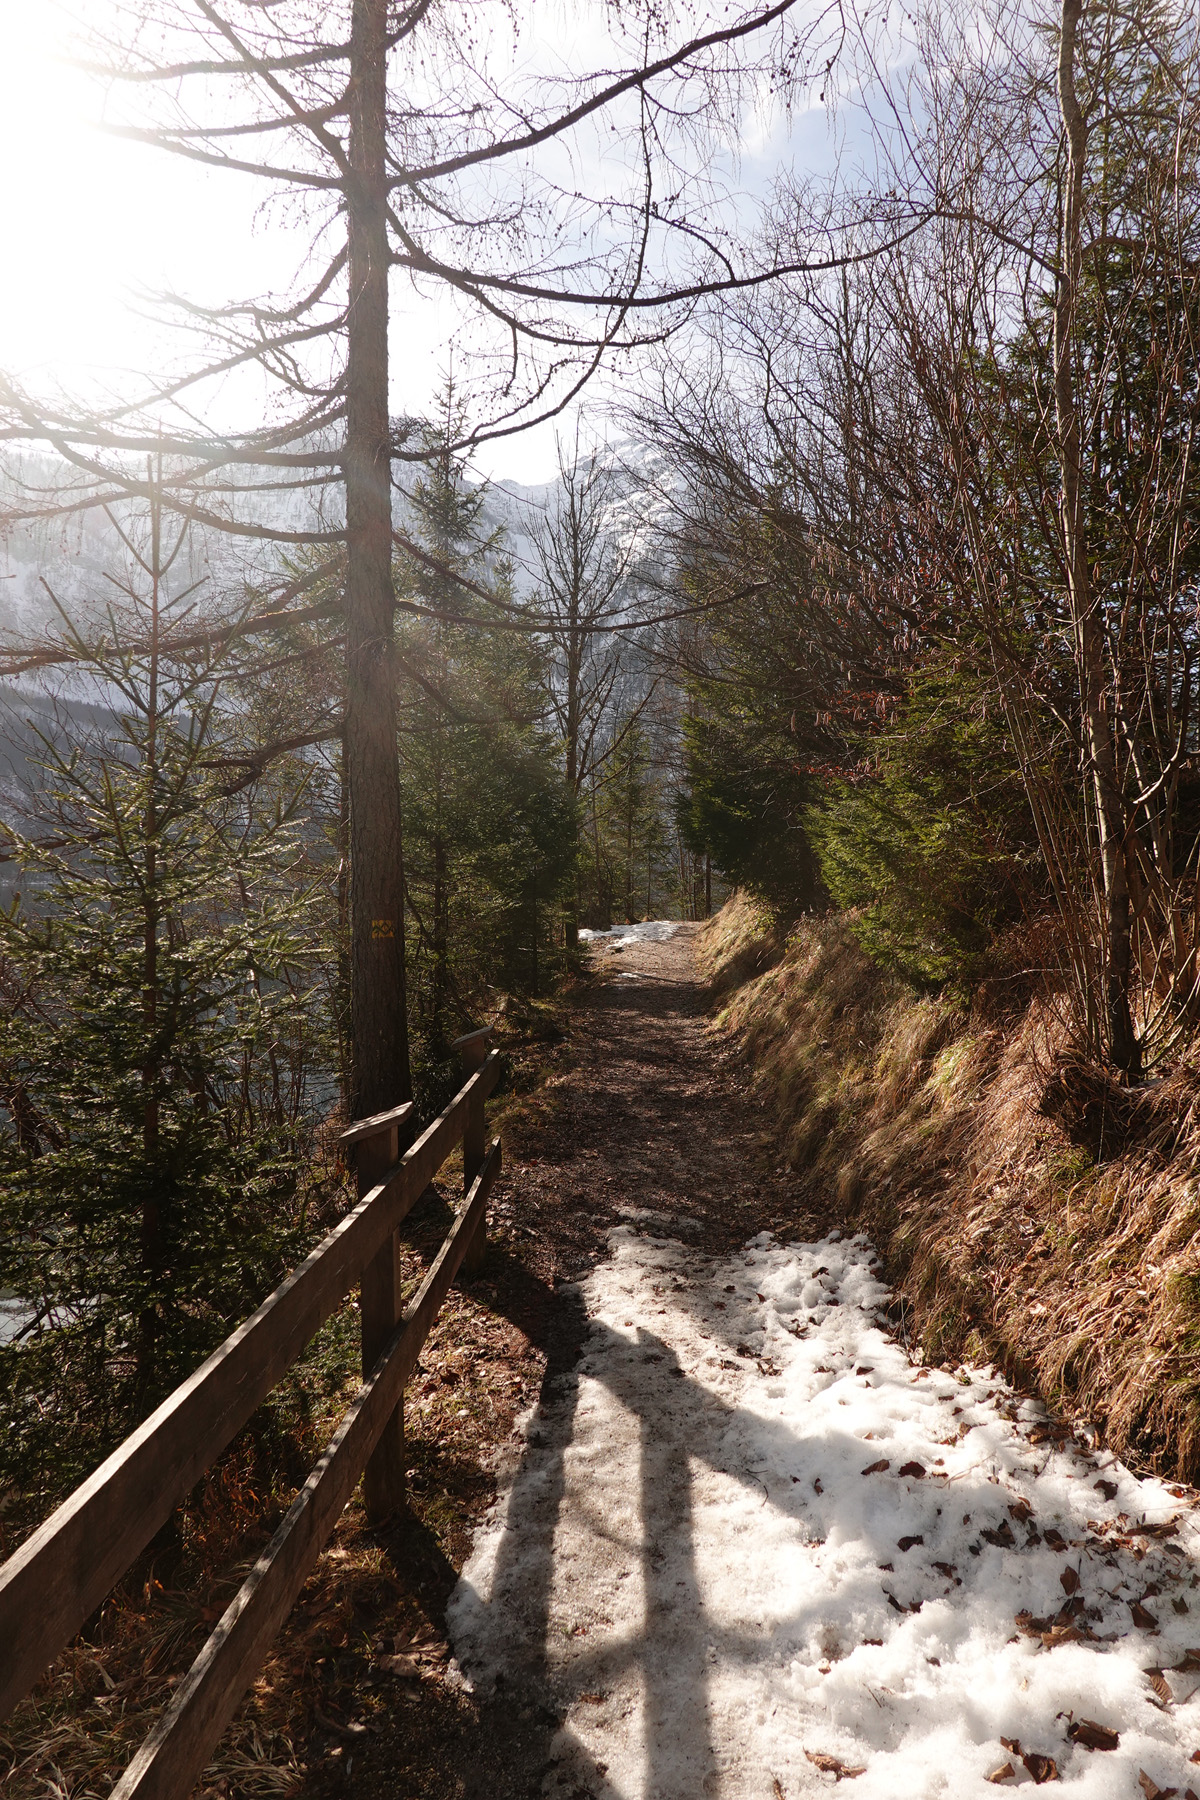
449;924;1200;1800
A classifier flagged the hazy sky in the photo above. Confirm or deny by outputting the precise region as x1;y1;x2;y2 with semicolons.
0;3;844;485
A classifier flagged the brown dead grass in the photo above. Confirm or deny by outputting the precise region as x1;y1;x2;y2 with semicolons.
699;893;1200;1489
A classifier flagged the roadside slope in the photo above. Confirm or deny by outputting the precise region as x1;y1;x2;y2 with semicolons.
701;894;1200;1487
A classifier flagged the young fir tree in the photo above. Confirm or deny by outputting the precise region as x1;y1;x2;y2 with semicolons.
0;482;327;1510
394;396;573;1102
807;661;1042;989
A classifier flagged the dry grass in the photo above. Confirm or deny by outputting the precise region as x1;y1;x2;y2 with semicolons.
699;897;1200;1489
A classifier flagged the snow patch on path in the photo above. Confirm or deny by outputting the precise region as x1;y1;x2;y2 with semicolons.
578;920;684;946
449;1228;1200;1799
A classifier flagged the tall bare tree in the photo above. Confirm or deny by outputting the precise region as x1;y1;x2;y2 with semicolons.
0;0;853;1116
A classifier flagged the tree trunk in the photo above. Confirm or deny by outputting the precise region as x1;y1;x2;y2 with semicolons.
432;831;449;1044
563;638;581;951
1055;0;1138;1078
345;0;411;1117
138;459;163;1393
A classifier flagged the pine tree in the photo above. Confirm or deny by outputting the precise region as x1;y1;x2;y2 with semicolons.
0;482;328;1507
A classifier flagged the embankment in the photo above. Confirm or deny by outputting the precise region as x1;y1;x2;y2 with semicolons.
701;893;1200;1484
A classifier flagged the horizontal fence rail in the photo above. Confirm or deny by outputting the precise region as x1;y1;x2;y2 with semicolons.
0;1038;503;1798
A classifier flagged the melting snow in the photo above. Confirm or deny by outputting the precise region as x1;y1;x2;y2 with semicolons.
449;1228;1200;1798
578;920;685;946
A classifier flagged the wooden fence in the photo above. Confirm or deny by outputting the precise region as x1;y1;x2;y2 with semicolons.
0;1030;502;1800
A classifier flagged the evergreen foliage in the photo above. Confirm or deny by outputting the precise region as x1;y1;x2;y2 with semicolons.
678;712;819;911
807;665;1042;988
394;400;575;1107
0;508;328;1505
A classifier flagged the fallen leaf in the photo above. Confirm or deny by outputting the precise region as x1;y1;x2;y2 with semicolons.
804;1750;866;1780
1132;1601;1161;1631
982;1520;1017;1549
1021;1751;1059;1783
377;1654;423;1682
1042;1624;1094;1648
986;1764;1016;1784
1067;1720;1119;1751
813;1478;824;1494
862;1459;890;1475
898;1461;926;1478
1138;1772;1178;1800
1009;1499;1034;1523
1146;1669;1173;1705
1001;1737;1022;1754
898;1535;925;1552
1044;1528;1068;1552
1059;1567;1081;1595
855;1366;875;1375
773;1781;786;1800
1096;1479;1119;1501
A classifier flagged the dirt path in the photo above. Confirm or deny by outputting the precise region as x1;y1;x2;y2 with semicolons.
316;923;809;1800
505;923;818;1276
441;930;1200;1800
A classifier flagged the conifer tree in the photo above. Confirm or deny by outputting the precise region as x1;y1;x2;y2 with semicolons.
0;480;327;1505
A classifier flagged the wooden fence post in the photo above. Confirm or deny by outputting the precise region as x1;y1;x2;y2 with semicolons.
452;1028;492;1275
339;1101;413;1521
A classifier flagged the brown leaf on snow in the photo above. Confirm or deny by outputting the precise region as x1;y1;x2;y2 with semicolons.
1009;1499;1034;1523
1000;1737;1022;1754
1067;1719;1119;1751
1146;1669;1173;1706
982;1520;1017;1549
986;1764;1016;1784
1132;1601;1161;1631
898;1535;925;1552
1138;1771;1179;1800
862;1459;890;1475
1095;1479;1119;1501
1021;1751;1060;1783
1043;1528;1069;1552
804;1749;866;1780
1059;1566;1081;1595
898;1461;926;1478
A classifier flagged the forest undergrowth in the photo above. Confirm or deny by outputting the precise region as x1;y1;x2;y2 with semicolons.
0;997;579;1800
702;894;1200;1493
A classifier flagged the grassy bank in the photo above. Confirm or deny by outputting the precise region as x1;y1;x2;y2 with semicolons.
700;893;1200;1487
